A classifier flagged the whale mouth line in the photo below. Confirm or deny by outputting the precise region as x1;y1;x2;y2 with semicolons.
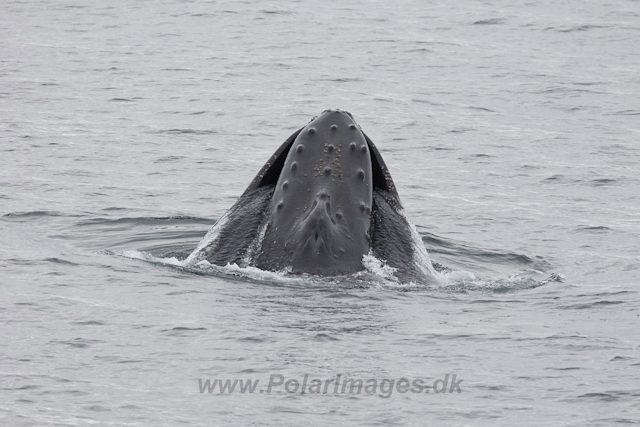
294;232;334;261
301;225;330;250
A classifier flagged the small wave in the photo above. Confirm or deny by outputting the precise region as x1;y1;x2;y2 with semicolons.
573;225;610;233
166;290;203;296
519;164;541;170
319;77;363;83
459;154;494;163
598;143;637;153
473;18;505;25
50;338;103;348
314;333;339;342
541;174;581;185
2;211;77;222
610;356;633;362
576;291;634;298
611;110;640;116
72;321;104;326
75;215;211;227
154;155;186;163
546;25;609;33
560;300;624;310
448;128;475;134
589;178;618;187
259;9;292;15
43;257;79;266
577;391;636;402
155;129;218;135
411;98;441;105
467;106;496;113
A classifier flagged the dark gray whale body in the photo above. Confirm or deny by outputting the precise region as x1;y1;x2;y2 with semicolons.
189;110;436;282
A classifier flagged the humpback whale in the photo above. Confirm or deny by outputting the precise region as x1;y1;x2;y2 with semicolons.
186;110;437;283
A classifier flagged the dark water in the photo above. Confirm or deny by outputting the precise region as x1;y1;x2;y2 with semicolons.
2;0;640;425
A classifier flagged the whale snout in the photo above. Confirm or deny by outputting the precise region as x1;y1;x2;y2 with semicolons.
300;191;340;248
293;207;344;275
303;109;359;139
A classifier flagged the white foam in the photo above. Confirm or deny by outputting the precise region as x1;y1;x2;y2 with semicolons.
438;270;478;285
192;260;321;287
399;208;441;284
362;252;400;283
121;250;184;266
240;221;269;266
183;212;231;265
122;249;556;292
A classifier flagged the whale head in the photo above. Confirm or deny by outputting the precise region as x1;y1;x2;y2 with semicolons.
191;109;437;282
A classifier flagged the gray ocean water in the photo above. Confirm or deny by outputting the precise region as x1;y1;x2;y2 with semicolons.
2;0;640;425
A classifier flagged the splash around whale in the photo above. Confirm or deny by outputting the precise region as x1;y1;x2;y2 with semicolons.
186;109;439;284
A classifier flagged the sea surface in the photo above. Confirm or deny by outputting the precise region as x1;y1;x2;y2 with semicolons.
2;0;640;425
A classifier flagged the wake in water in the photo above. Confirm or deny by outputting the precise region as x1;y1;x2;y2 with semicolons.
156;202;447;287
24;203;562;291
122;246;563;292
120;211;564;292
